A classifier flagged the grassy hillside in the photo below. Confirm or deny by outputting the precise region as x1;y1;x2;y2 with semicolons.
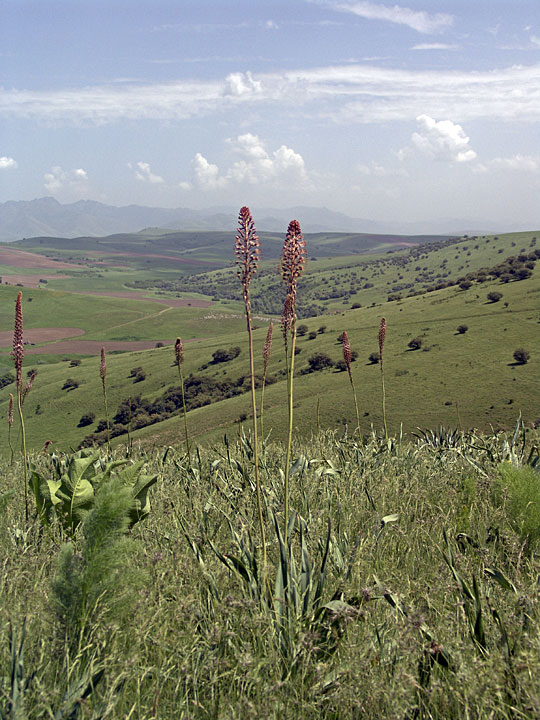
0;254;537;455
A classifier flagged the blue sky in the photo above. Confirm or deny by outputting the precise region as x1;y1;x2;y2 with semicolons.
2;0;540;228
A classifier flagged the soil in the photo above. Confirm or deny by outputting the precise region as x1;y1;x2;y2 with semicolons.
0;327;85;346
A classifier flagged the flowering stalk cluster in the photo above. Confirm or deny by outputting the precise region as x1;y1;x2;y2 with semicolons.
342;331;360;433
235;206;260;322
378;318;388;439
100;346;111;454
378;317;387;366
175;337;190;459
260;321;274;443
13;292;24;392
236;206;265;564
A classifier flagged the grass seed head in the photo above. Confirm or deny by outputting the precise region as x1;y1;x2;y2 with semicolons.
12;291;24;391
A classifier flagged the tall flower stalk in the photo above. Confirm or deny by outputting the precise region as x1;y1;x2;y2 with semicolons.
12;291;29;520
7;393;14;465
175;337;191;460
235;206;265;563
378;317;388;439
100;347;111;454
342;331;360;433
260;321;273;444
280;219;306;536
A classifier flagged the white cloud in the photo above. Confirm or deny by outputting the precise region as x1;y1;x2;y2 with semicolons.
530;35;540;47
224;71;262;97
326;1;453;34
491;155;540;171
182;135;308;191
0;156;17;169
358;161;408;177
410;114;477;163
411;43;458;51
134;161;164;184
265;20;279;30
4;62;540;126
43;166;88;194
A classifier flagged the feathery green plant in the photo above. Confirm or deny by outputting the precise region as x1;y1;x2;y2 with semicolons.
99;347;111;455
342;331;360;433
51;475;144;644
235;206;266;564
280;219;307;536
175;337;191;460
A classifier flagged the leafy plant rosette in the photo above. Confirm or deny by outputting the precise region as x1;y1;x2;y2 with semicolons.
30;449;157;533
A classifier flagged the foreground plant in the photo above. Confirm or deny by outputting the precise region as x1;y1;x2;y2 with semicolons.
235;206;266;563
342;331;360;433
175;337;191;459
280;219;306;535
260;320;273;443
378;317;388;439
12;291;30;521
99;347;111;454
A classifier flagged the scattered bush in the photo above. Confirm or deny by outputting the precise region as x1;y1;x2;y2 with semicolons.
308;331;317;340
487;291;503;303
307;353;334;372
78;412;96;428
513;348;530;365
296;324;308;337
62;378;79;391
317;325;326;334
0;372;14;389
457;325;468;334
368;352;380;364
69;359;81;367
211;347;241;364
408;337;423;351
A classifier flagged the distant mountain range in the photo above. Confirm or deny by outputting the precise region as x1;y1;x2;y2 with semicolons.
0;196;514;243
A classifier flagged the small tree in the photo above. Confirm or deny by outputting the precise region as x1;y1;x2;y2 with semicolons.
308;331;317;340
368;352;380;364
62;378;79;391
307;353;334;372
459;280;473;290
457;325;468;334
296;324;308;337
78;412;95;427
408;337;423;351
513;348;530;365
487;291;503;303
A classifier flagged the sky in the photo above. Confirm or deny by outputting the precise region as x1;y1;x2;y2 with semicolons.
2;0;540;229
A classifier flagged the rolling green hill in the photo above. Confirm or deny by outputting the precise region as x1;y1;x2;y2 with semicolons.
0;227;537;456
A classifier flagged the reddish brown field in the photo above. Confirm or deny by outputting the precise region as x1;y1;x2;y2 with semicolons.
0;327;84;347
0;248;82;270
3;274;71;287
73;290;212;308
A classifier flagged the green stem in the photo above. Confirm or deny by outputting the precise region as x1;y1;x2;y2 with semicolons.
380;361;388;440
350;377;360;434
8;425;14;466
178;363;191;460
17;390;29;522
102;380;111;455
284;324;297;539
260;370;267;446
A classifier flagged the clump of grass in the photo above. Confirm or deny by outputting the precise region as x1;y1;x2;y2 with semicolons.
175;337;191;460
100;347;111;454
496;463;540;552
378;317;388;439
342;330;360;433
235;206;265;562
280;219;307;534
260;320;273;443
12;291;30;520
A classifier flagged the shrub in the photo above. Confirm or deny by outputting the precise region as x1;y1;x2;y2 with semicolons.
307;353;334;372
513;348;530;364
69;359;81;367
487;291;503;303
211;346;241;364
408;337;423;351
62;378;79;391
368;352;380;364
296;324;308;337
459;280;472;290
78;412;95;428
457;325;468;334
317;325;326;334
308;331;317;340
0;372;14;389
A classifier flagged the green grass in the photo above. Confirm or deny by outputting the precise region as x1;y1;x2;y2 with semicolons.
1;427;539;718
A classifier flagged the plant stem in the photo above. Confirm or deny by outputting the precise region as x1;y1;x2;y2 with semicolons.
17;390;29;521
380;362;388;440
284;324;297;538
102;381;111;455
178;362;191;461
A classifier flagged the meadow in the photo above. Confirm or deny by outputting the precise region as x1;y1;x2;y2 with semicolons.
0;218;539;718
